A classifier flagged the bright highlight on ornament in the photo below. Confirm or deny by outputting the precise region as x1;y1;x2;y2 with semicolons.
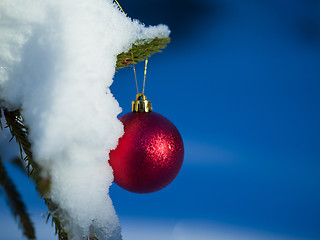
109;94;184;193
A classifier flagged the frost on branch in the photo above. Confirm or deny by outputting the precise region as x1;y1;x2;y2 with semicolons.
0;0;170;239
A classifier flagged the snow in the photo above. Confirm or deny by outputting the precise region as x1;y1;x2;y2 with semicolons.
0;0;169;239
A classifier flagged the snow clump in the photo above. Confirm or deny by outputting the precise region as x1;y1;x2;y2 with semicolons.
0;0;169;239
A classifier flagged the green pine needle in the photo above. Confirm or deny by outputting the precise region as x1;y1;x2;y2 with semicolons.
0;157;36;239
116;37;170;69
3;110;50;194
0;35;170;240
2;109;69;240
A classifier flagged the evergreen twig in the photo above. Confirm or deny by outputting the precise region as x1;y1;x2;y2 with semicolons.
116;37;170;69
0;157;36;239
3;110;48;193
3;109;69;240
0;35;170;240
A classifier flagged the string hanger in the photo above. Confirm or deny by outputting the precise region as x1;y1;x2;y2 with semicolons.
114;0;126;15
113;0;149;95
142;59;148;94
131;56;149;95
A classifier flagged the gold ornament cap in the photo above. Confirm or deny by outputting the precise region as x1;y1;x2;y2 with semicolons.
132;93;152;112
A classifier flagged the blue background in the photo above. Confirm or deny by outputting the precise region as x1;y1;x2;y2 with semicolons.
1;0;320;239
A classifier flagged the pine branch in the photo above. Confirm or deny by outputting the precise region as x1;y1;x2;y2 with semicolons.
3;110;50;195
0;157;36;239
3;109;69;240
116;37;170;69
0;36;170;240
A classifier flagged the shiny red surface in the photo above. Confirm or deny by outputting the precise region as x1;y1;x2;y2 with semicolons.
109;112;184;193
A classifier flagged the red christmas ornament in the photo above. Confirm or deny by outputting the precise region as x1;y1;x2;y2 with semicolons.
109;94;184;193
